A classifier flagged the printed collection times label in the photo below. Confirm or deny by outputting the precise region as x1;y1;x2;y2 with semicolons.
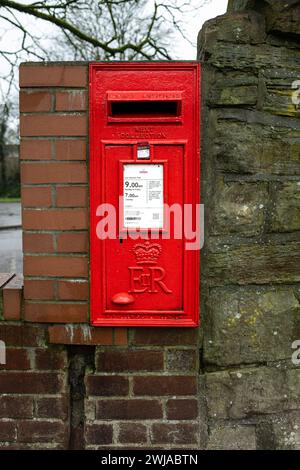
123;164;164;229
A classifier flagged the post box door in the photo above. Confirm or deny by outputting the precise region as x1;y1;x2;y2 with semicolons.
105;143;184;312
90;62;200;327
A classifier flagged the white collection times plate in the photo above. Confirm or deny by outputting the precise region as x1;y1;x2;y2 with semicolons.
123;163;164;229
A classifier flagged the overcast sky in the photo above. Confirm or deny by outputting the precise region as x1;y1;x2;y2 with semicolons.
173;0;228;58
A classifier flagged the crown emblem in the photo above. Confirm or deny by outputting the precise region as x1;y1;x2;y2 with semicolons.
132;241;162;265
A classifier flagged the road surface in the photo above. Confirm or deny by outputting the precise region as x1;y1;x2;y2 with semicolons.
0;203;23;273
0;202;21;228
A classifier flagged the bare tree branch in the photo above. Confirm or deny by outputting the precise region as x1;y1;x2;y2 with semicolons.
0;0;211;145
0;0;168;57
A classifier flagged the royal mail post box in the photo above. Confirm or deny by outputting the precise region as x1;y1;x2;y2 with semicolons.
90;62;200;327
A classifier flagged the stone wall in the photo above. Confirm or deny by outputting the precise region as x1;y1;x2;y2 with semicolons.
0;0;299;450
199;0;300;449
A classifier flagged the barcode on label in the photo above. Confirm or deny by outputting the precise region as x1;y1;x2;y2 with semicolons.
126;211;140;216
152;213;159;220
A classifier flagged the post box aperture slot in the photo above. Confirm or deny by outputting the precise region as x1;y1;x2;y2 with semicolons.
107;91;182;123
122;163;164;230
111;100;179;117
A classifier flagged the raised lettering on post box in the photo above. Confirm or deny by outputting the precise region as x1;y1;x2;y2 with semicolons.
90;62;200;327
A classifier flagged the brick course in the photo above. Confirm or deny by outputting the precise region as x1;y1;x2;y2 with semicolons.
24;255;88;277
55;91;87;111
20;91;52;112
21;114;87;137
21;162;87;184
20;139;52;160
23;233;54;253
21;187;52;208
20;64;87;87
18;63;90;357
56;232;88;253
0;320;68;448
22;209;88;230
55;140;86;161
2;275;23;320
24;302;88;323
56;186;88;207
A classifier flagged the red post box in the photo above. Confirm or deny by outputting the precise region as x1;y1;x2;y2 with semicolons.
90;62;200;327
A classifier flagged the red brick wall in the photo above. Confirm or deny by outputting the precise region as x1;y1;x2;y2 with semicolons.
85;329;200;449
0;63;201;450
20;64;89;324
0;323;68;449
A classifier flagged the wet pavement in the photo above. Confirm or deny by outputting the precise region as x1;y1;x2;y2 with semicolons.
0;203;23;273
0;202;21;228
0;228;23;273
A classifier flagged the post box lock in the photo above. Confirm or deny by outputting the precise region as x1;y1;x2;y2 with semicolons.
90;62;200;327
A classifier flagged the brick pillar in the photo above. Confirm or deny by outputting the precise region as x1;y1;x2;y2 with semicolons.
20;64;89;323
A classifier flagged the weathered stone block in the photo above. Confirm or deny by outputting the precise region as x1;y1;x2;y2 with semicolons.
210;85;258;107
199;41;300;71
206;367;300;420
263;88;300;119
203;287;300;366
262;77;300;119
207;424;256;450
214;119;300;175
211;180;267;236
228;0;300;37
271;182;300;232
227;0;256;11
273;412;300;449
265;2;300;37
266;34;300;49
260;67;300;118
206;241;300;285
256;422;277;450
208;72;258;106
286;369;300;402
262;68;300;88
198;12;266;50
